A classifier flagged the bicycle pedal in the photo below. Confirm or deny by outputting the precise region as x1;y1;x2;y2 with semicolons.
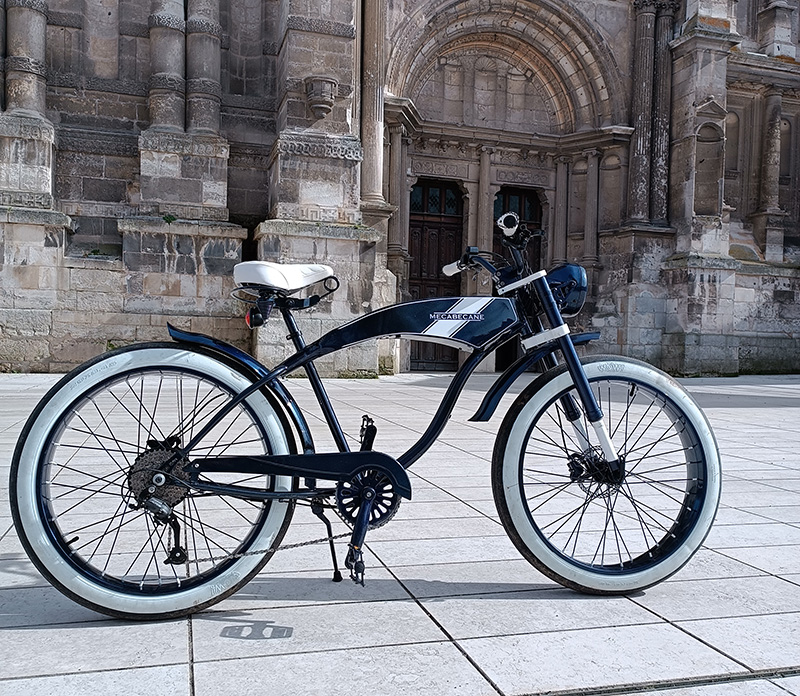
345;546;366;586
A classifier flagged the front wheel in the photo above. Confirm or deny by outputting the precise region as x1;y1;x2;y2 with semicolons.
493;356;721;594
11;344;295;619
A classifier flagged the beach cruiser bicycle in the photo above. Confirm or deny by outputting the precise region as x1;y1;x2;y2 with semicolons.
10;212;721;619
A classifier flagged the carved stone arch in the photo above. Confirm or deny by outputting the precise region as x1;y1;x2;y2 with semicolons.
387;0;626;131
408;35;572;133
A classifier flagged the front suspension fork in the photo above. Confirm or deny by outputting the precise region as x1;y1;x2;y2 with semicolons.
531;277;623;479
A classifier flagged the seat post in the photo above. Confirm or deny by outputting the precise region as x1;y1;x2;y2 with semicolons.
279;306;351;453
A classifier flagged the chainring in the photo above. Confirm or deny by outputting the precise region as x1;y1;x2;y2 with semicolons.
335;469;401;530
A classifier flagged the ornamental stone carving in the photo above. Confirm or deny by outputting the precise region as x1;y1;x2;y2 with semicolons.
0;116;55;142
305;77;338;119
285;15;356;38
187;78;223;100
7;0;47;14
139;130;230;158
148;13;186;32
186;18;223;38
5;57;47;78
275;133;362;161
149;73;187;93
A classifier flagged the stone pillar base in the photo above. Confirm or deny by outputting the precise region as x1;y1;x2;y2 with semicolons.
751;209;786;263
253;219;397;377
661;332;740;376
138;130;229;221
269;132;363;225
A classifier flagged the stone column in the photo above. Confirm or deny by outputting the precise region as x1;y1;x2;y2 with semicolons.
1;1;7;112
387;123;411;288
582;150;601;266
5;0;48;115
361;0;386;205
754;89;785;262
553;156;570;264
760;91;783;212
650;1;676;226
148;0;185;131
626;0;657;223
186;0;222;135
477;147;494;252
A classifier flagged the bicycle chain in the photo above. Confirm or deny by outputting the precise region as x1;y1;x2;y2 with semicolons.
187;503;353;565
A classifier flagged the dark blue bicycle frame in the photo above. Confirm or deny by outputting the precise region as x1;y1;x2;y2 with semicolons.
168;292;599;480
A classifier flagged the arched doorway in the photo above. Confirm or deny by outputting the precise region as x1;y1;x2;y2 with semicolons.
408;179;464;371
493;186;543;371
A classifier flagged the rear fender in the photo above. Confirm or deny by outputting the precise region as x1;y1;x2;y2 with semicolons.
168;323;314;454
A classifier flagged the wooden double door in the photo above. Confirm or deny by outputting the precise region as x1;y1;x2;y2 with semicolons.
407;180;543;372
408;180;463;371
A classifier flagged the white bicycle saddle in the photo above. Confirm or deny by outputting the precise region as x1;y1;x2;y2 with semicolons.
233;261;335;294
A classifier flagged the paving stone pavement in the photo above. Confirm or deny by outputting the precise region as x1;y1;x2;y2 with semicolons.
1;370;799;696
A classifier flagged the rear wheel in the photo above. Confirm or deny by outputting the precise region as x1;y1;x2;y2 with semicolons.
11;345;294;619
493;356;721;593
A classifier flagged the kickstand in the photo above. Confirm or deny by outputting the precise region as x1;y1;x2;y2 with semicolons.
311;500;343;582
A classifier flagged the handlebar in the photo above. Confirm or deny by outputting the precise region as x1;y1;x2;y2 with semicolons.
441;213;542;283
442;261;462;277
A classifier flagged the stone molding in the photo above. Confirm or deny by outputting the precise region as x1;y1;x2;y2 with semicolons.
5;57;47;78
286;15;355;39
149;73;186;93
411;158;468;179
229;145;271;168
7;0;48;14
497;168;552;186
0;115;55;142
0;191;53;209
47;10;83;28
633;0;658;11
255;219;380;243
151;203;229;221
274;133;362;161
50;71;148;97
57;127;138;156
186;18;223;39
119;20;149;37
186;78;223;100
148;13;186;33
139;130;230;159
221;93;274;111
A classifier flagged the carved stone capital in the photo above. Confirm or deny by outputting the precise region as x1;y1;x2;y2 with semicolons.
186;78;222;100
5;57;47;78
148;13;186;33
633;0;658;12
149;72;186;93
186;18;223;39
7;0;48;14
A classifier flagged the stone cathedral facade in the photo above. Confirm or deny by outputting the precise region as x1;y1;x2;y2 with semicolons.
0;0;799;375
